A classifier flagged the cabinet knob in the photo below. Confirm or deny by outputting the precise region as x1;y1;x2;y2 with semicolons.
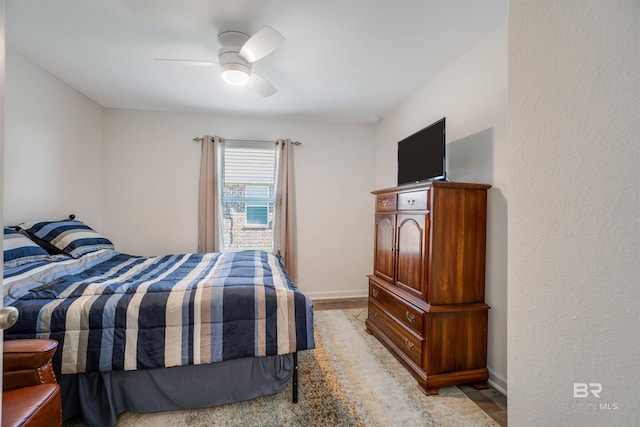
381;199;389;207
371;311;378;319
407;198;415;206
406;311;416;323
404;338;415;351
372;289;379;298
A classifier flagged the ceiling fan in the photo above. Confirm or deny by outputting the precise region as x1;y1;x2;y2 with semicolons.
155;26;284;97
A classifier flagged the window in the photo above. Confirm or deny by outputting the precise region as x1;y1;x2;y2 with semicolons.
221;141;276;251
245;186;269;225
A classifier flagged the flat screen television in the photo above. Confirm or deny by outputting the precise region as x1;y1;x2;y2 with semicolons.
397;117;446;186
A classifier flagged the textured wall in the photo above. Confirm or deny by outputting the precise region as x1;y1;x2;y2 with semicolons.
508;1;640;425
102;109;376;299
4;49;104;228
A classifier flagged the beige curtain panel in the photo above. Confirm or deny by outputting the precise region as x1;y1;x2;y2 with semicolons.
198;135;224;253
273;138;298;282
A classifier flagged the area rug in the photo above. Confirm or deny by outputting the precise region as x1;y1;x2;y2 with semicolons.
69;309;497;426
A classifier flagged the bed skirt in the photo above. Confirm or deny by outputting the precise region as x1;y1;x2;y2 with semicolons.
59;354;294;427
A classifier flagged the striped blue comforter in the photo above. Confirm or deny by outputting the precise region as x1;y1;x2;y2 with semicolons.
3;250;314;375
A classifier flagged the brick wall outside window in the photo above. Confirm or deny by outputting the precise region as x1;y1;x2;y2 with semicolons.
222;183;274;251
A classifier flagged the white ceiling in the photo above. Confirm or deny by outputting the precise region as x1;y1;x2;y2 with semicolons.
5;0;508;124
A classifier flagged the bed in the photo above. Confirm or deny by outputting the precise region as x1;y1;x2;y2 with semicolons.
3;220;315;427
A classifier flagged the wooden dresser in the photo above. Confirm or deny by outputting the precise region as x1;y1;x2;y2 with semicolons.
365;181;491;395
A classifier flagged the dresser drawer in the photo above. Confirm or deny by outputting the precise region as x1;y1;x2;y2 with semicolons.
398;190;428;210
369;281;424;335
376;194;397;212
368;302;423;366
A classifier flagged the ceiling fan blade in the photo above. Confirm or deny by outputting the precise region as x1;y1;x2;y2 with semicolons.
154;58;218;66
239;26;285;63
248;72;277;97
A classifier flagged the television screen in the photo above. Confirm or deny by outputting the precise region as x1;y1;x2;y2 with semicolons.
397;118;446;186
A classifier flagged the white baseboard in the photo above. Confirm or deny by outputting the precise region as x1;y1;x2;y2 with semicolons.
488;369;507;395
305;290;368;301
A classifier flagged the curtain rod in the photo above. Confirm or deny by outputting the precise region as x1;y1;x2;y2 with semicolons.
192;137;301;146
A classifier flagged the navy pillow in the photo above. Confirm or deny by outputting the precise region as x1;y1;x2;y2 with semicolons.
19;220;114;258
3;227;49;268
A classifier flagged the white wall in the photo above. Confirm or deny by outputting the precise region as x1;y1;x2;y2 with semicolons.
3;49;104;228
1;1;4;240
1;0;6;411
374;25;508;393
102;109;375;298
509;1;640;425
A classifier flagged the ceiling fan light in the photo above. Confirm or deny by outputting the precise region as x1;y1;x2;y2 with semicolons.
221;64;250;86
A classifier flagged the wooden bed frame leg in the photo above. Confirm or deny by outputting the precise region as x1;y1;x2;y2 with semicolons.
292;352;299;404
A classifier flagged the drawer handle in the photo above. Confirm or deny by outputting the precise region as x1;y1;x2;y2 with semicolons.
406;311;416;323
371;310;378;319
407;198;415;206
381;200;389;207
404;338;415;351
372;289;379;298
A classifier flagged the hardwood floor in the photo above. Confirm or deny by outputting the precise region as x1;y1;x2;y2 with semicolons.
313;297;508;426
312;297;368;311
458;384;508;426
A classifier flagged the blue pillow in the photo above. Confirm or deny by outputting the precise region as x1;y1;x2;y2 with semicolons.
3;227;49;268
19;220;114;258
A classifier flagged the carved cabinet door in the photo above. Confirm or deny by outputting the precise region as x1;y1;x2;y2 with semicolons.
395;214;428;298
374;213;396;283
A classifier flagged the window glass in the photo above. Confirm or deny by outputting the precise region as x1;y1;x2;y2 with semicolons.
221;142;276;251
